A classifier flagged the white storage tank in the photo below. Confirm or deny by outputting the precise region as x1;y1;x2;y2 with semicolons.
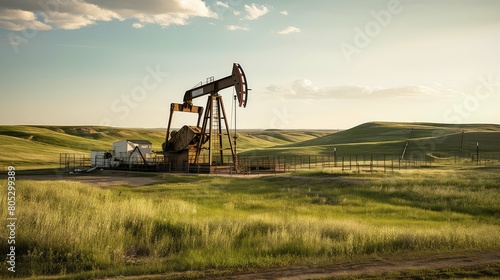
112;140;152;164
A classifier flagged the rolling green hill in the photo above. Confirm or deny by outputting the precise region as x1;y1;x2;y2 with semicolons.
241;122;500;157
0;126;167;168
234;129;336;150
0;126;333;168
1;122;499;169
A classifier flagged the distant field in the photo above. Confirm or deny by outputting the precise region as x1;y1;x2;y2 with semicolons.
242;122;500;157
1;167;498;279
1;122;499;169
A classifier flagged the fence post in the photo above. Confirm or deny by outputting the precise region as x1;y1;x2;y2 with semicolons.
477;142;479;166
384;154;386;173
370;154;373;173
275;156;278;175
329;155;332;172
355;155;358;171
391;155;394;172
334;148;337;167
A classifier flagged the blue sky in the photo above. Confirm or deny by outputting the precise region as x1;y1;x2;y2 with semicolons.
1;0;499;129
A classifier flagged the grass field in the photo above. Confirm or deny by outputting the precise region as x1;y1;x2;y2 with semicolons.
0;122;499;278
1;167;499;279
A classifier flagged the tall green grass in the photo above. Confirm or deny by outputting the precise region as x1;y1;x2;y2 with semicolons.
0;168;499;278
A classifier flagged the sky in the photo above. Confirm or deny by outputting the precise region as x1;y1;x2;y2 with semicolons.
1;0;499;130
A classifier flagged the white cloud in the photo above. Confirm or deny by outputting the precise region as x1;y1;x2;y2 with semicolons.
0;0;216;31
216;1;229;8
0;9;35;21
244;4;269;20
280;11;289;16
0;9;51;31
266;80;466;100
233;10;241;16
86;0;215;18
226;25;249;31
278;26;300;35
132;22;144;29
137;13;189;27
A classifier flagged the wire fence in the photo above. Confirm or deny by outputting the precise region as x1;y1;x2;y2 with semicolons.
237;153;500;174
60;152;500;174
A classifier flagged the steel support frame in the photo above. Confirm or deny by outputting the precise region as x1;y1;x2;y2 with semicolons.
194;94;236;167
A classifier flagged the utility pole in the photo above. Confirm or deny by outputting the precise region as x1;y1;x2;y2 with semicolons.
400;128;413;161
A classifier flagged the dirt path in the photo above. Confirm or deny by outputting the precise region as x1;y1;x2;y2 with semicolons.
15;172;368;188
215;251;500;279
17;172;161;187
100;251;499;279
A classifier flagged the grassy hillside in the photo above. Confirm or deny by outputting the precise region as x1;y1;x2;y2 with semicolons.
0;126;167;168
234;129;336;151
1;122;498;169
242;122;500;157
0;126;333;169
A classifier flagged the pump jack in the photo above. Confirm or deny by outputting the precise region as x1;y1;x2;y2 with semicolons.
162;63;248;173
